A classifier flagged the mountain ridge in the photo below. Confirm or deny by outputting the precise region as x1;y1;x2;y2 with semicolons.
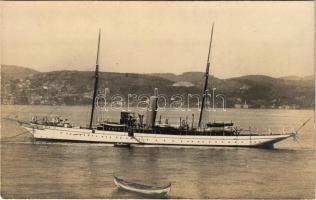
3;65;313;82
1;65;314;108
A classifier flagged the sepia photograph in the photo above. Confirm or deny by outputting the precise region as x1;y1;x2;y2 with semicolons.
1;1;314;199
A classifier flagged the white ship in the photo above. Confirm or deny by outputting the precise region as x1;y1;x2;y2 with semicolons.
20;27;296;149
22;123;293;148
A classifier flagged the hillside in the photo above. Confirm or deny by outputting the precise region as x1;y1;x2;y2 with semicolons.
1;65;40;82
151;72;221;88
151;72;205;83
280;75;314;81
1;65;314;109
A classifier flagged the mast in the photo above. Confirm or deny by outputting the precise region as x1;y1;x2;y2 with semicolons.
89;29;101;129
198;24;214;128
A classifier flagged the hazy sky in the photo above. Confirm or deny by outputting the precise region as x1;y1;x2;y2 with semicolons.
2;1;314;78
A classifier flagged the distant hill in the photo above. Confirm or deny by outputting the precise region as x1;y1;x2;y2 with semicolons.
280;75;302;81
151;72;204;82
279;75;314;81
304;75;314;81
149;73;179;82
1;65;314;109
1;65;40;82
150;71;222;88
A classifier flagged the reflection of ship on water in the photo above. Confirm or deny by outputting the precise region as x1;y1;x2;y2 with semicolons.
20;27;295;149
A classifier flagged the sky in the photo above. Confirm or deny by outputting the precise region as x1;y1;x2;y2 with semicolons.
2;1;314;78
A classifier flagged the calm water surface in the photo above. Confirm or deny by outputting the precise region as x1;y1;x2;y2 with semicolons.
1;105;315;199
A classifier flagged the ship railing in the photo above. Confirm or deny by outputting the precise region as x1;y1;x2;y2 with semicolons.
27;123;45;130
237;127;293;136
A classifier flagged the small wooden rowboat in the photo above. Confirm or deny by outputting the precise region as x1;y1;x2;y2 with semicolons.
114;176;171;195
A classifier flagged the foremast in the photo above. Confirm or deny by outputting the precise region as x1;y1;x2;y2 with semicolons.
198;24;214;129
89;29;101;129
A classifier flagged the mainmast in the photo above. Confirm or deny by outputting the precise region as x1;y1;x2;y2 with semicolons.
198;24;214;128
89;29;101;129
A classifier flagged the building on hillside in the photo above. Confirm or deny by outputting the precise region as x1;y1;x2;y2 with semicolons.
172;81;194;87
242;101;249;109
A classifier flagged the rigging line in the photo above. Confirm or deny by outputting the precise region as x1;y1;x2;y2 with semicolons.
0;130;32;141
295;117;312;133
132;135;145;144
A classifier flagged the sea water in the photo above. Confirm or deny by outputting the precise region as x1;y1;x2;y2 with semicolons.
1;105;314;198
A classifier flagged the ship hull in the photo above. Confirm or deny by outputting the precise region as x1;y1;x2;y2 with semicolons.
23;125;292;148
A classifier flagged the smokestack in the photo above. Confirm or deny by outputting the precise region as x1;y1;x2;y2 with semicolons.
146;96;158;128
